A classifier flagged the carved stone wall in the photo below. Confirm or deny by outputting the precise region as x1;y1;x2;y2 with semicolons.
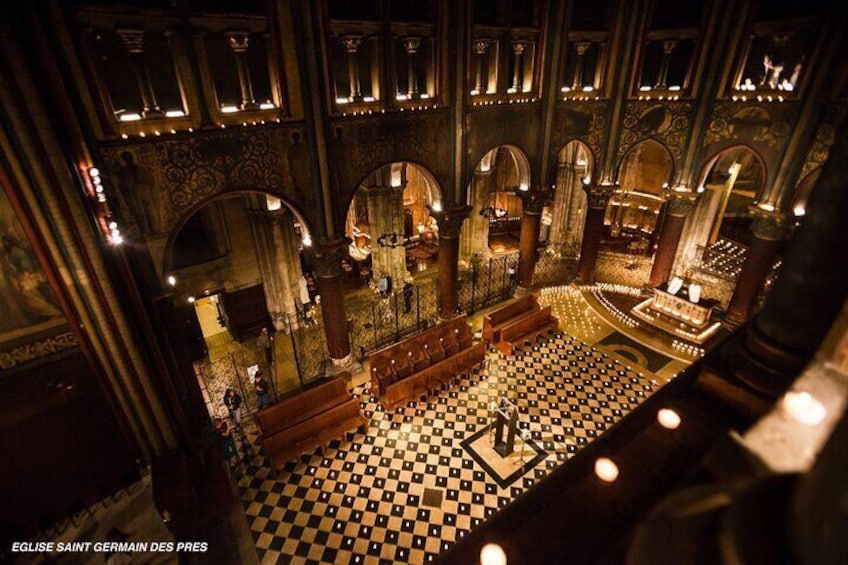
467;105;542;187
551;101;608;176
799;103;847;181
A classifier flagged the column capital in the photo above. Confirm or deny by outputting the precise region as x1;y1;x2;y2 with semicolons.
402;37;422;54
662;39;678;54
511;40;529;55
310;238;349;278
117;28;145;53
750;209;789;241
574;42;592;55
340;35;362;53
665;190;698;217
433;206;470;238
583;183;614;209
472;38;490;55
227;33;250;53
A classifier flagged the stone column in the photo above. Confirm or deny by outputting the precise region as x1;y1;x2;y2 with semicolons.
549;150;589;250
571;42;591;90
365;184;409;286
654;39;677;90
246;200;302;331
517;190;548;288
227;33;259;110
434;207;469;320
576;184;612;282
341;36;363;102
511;40;528;92
472;39;489;94
725;211;787;326
312;239;353;367
402;37;421;97
460;167;493;266
649;191;696;287
117;29;162;117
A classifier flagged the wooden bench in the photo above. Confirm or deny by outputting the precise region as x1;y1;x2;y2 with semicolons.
482;294;540;343
256;376;367;468
369;316;485;410
497;306;559;355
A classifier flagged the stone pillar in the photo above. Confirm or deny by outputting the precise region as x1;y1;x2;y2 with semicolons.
312;239;353;367
549;150;589;250
723;123;848;399
227;33;259;110
434;207;469;320
365;184;409;286
246;200;302;332
649;192;696;287
576;184;612;282
511;40;528;91
117;29;162;117
341;36;363;102
460;168;493;266
725;211;787;326
472;39;489;94
654;39;677;90
571;42;591;90
402;37;421;97
517;190;548;288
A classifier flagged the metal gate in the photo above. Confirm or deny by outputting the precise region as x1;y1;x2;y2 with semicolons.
458;253;519;314
347;278;440;360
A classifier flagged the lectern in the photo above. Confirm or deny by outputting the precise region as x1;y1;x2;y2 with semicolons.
494;399;519;457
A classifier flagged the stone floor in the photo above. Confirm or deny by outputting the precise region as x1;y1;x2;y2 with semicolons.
234;332;657;564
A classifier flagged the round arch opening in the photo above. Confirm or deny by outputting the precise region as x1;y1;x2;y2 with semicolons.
545;140;594;254
345;162;443;292
604;139;673;254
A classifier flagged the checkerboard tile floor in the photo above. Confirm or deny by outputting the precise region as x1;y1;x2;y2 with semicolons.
236;332;658;564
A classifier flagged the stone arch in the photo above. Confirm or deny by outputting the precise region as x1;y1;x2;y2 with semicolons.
547;139;595;253
461;145;532;262
790;167;821;217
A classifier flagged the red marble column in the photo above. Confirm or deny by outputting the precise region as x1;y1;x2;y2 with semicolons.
576;185;612;282
434;207;469;320
517;190;547;288
312;239;352;363
725;212;786;326
649;193;696;287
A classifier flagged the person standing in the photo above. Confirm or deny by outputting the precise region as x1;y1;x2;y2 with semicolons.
215;418;239;467
223;387;242;426
257;327;274;368
254;371;272;409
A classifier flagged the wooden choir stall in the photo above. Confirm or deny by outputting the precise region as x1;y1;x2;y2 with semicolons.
482;294;559;354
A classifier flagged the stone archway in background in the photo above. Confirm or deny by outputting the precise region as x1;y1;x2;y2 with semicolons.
547;140;595;256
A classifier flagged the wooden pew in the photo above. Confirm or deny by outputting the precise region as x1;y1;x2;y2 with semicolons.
497;306;559;355
482;294;540;343
368;316;485;410
262;399;367;469
256;376;367;468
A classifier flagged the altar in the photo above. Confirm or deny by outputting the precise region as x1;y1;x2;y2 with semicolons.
631;278;722;343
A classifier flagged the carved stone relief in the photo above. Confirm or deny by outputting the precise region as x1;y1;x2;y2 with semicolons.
618;100;694;169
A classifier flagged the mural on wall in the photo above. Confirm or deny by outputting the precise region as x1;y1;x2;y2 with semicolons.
799;103;847;180
0;187;76;370
100;127;313;240
704;101;798;151
618;100;694;169
552;101;608;171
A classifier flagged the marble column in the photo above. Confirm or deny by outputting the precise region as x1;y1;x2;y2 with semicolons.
511;40;528;92
517;190;547;288
227;33;259;110
549;152;589;251
576;184;612;282
365;184;409;286
654;40;677;90
460;168;493;266
570;42;591;90
472;39;489;94
649;192;696;287
117;29;162;117
311;239;353;367
434;207;469;320
725;212;787;326
402;37;421;97
341;36;363;102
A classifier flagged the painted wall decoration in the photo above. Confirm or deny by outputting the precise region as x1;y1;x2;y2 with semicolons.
552;101;608;171
99;127;315;240
618;100;694;169
0;187;75;370
799;103;847;181
704;101;798;151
